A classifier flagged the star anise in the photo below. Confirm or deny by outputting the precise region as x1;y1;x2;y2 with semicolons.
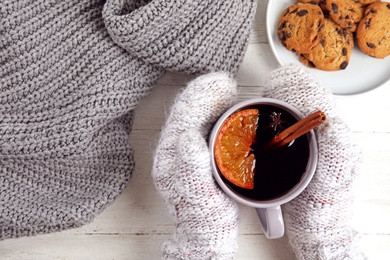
266;111;287;135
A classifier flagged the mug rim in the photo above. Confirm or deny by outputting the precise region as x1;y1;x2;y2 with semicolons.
209;97;318;208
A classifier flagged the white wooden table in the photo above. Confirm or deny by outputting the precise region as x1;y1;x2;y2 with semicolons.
1;2;389;259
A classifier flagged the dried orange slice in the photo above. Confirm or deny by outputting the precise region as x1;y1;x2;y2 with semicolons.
214;109;258;189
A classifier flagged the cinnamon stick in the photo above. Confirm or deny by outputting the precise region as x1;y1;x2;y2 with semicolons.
266;110;326;150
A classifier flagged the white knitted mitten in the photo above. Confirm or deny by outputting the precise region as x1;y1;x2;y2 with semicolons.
263;64;366;260
152;73;239;259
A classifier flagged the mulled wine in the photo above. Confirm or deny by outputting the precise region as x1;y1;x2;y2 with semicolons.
219;105;310;201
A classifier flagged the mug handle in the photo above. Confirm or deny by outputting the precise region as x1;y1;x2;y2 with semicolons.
255;206;284;239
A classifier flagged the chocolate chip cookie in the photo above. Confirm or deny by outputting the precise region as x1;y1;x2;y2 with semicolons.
302;18;354;71
357;2;390;59
277;3;325;53
326;0;366;32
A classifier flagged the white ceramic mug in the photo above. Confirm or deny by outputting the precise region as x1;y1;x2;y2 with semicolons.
209;98;318;239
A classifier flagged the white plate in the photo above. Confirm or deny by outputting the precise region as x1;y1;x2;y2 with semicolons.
266;0;390;95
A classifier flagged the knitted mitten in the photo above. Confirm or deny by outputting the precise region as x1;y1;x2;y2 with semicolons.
152;73;239;259
0;0;256;240
263;64;366;259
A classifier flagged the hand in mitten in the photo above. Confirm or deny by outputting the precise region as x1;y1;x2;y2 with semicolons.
263;64;366;259
152;73;239;259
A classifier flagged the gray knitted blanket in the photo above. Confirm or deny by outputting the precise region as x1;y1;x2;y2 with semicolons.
0;0;256;240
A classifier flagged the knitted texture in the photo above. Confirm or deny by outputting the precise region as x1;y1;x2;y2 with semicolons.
0;0;257;240
152;73;239;259
263;64;366;260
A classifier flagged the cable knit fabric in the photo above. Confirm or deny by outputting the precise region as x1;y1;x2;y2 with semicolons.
263;64;366;260
0;0;257;240
152;73;239;259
